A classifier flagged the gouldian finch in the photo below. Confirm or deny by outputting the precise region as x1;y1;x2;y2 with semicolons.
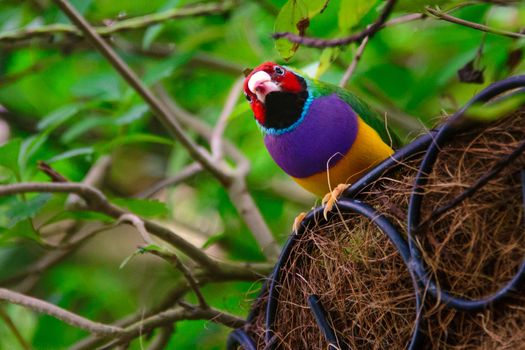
243;62;395;198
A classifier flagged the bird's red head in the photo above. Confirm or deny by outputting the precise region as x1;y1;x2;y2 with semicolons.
243;62;306;127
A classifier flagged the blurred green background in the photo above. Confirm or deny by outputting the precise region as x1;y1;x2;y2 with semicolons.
0;0;523;348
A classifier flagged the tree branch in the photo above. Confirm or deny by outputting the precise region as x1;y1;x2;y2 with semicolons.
339;36;370;88
51;0;232;185
136;162;203;198
0;306;32;350
99;304;245;349
0;288;124;336
147;249;209;309
425;7;524;39
0;1;236;43
272;0;397;48
0;182;219;270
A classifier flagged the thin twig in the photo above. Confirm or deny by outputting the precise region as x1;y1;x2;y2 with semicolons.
0;288;124;335
382;13;425;27
339;36;370;88
146;326;173;350
0;306;33;350
273;0;397;48
147;249;209;309
154;86;280;259
425;7;525;39
119;214;154;244
0;182;219;270
211;77;245;161
0;1;236;43
136;162;203;199
51;0;231;186
99;304;245;349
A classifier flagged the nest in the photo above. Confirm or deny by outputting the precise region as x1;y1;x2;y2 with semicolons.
243;109;525;349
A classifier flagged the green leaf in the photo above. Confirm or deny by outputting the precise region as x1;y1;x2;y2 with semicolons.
0;138;22;179
120;244;162;269
307;0;330;17
6;193;52;228
119;249;142;269
37;104;81;131
139;244;162;253
95;134;174;153
20;132;51;176
61;117;113;144
112;198;169;218
42;210;114;227
143;24;165;49
46;147;94;164
115;104;149;126
315;47;341;79
0;218;40;242
339;0;377;31
465;94;525;121
274;0;309;61
201;232;225;249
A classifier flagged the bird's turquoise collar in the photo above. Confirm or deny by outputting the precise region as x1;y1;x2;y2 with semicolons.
258;79;314;136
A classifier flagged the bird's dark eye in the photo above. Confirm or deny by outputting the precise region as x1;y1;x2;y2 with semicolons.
245;93;252;102
274;66;285;76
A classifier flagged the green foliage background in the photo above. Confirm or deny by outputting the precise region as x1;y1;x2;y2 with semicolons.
0;0;523;348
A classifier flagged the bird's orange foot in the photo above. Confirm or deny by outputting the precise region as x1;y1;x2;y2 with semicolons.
322;183;351;220
292;211;307;233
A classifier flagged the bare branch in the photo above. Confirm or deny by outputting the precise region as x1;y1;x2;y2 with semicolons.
339;36;370;88
0;182;220;270
211;77;245;161
0;2;236;43
137;162;203;199
0;306;32;350
146;326;173;350
51;0;232;185
147;249;209;309
0;288;124;335
272;0;397;48
425;7;524;39
100;304;245;349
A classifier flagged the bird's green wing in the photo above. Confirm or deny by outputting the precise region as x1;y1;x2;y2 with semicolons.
308;78;401;147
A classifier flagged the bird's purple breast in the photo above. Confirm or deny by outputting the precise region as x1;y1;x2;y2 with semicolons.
263;93;358;178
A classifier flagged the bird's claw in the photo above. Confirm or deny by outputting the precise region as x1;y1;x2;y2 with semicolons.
292;211;307;233
322;183;350;220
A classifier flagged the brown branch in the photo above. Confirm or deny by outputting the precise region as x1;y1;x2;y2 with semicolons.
146;326;173;350
137;162;203;199
211;77;244;161
339;36;370;88
425;7;525;39
0;288;124;335
154;86;280;259
0;306;32;350
0;1;235;43
99;304;245;349
0;182;219;270
51;0;231;185
147;249;209;309
52;0;279;258
272;0;397;48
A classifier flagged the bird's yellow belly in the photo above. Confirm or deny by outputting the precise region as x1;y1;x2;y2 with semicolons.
292;117;394;197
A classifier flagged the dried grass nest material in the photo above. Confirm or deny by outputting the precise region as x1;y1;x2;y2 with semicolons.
245;110;525;350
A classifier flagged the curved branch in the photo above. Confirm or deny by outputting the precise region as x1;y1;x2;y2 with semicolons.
0;182;219;270
425;7;525;39
272;0;397;48
0;1;235;43
51;0;232;186
0;288;124;336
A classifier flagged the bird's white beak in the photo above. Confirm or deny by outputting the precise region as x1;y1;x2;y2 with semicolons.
248;71;280;103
